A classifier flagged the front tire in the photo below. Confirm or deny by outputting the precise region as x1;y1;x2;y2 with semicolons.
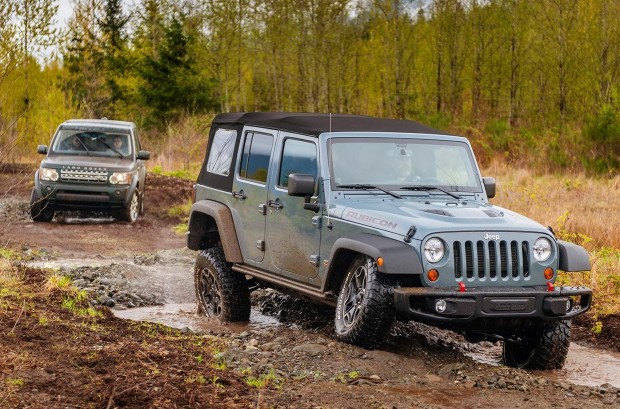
121;190;140;223
503;320;571;370
30;188;54;222
194;248;250;322
334;255;394;349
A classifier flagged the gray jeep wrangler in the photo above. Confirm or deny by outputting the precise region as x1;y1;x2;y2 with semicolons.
188;112;592;370
32;119;150;223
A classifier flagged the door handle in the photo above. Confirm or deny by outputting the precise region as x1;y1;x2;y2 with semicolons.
232;190;246;200
267;199;283;210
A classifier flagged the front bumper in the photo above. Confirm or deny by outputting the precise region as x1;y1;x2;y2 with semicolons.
393;285;592;323
38;181;132;210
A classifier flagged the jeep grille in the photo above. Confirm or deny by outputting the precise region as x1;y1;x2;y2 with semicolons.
453;240;530;280
60;169;108;183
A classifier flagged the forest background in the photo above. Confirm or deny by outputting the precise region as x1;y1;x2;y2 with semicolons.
1;0;619;318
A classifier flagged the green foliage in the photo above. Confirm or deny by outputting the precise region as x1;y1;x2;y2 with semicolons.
583;104;620;174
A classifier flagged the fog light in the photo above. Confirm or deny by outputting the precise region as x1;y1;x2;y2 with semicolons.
427;269;439;282
46;186;52;192
544;267;554;280
566;299;572;312
115;190;121;196
435;299;447;313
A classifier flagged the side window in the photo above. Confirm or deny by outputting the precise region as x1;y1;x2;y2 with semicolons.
278;138;317;188
239;132;274;183
206;128;237;176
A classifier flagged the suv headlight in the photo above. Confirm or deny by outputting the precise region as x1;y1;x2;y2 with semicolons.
533;237;552;262
39;167;59;181
109;172;133;185
424;238;445;263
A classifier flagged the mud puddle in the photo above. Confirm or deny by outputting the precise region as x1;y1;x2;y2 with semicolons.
30;250;620;390
463;341;620;388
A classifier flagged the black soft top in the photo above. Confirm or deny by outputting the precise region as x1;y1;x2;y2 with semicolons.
213;112;443;136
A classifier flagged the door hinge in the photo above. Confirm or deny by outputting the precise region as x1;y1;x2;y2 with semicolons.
311;216;322;228
256;240;265;251
309;255;320;266
258;204;266;215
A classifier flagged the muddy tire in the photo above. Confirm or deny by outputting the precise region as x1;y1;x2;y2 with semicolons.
30;188;54;222
194;247;250;322
503;320;571;370
334;255;394;349
120;190;140;223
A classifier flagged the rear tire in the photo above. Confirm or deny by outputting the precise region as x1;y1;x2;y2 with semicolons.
30;188;54;222
334;255;394;349
194;247;250;322
503;320;571;370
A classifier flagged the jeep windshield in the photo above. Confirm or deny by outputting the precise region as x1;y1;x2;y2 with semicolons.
50;128;132;158
329;137;481;193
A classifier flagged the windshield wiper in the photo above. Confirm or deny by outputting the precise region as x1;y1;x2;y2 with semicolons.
76;138;91;156
400;185;461;200
337;184;403;199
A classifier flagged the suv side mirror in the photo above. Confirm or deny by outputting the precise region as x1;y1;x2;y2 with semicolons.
288;173;320;212
288;173;315;197
37;145;48;155
483;177;496;199
137;150;150;160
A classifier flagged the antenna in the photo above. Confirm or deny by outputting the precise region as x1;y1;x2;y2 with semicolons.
325;113;332;230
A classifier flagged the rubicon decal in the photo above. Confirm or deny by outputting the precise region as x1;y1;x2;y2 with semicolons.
345;211;398;229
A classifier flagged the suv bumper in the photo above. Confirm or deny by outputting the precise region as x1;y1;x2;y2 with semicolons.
393;285;592;323
37;181;133;210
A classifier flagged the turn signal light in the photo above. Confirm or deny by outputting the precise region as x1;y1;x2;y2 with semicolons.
427;269;439;282
377;257;384;267
544;268;554;280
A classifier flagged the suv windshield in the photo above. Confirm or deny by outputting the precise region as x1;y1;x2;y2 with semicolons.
329;137;481;192
50;128;133;157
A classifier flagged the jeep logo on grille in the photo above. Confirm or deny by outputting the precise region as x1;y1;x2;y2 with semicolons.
484;233;500;241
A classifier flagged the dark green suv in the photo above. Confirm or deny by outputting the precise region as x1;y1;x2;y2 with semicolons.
31;119;150;223
188;112;592;370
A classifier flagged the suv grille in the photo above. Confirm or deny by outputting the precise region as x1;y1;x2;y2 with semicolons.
60;169;108;183
453;240;530;280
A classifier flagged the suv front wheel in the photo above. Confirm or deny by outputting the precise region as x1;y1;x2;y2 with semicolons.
503;320;571;369
194;247;251;322
30;188;54;222
335;255;395;349
120;190;140;223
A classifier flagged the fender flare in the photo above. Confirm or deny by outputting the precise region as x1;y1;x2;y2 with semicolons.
328;234;423;275
557;240;591;272
187;200;243;263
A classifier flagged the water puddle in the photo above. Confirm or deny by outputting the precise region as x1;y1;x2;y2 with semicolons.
112;303;282;334
463;341;620;388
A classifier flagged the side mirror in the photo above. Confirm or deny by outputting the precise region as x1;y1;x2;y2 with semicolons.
288;173;315;197
37;145;48;155
483;177;496;199
288;173;320;212
137;150;150;160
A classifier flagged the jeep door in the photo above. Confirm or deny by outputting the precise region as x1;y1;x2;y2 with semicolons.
265;133;320;280
231;128;276;263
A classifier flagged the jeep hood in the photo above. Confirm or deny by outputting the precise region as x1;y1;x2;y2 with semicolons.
334;197;548;237
41;155;135;172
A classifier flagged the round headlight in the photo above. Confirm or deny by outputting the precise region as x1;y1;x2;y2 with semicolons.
424;238;445;263
533;237;552;262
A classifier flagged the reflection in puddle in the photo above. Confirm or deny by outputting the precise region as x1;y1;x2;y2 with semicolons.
113;303;281;333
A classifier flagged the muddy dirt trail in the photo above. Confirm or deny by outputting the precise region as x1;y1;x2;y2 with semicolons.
2;167;620;408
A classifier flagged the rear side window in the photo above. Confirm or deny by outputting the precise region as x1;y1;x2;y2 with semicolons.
206;128;237;176
239;132;274;183
278;138;317;188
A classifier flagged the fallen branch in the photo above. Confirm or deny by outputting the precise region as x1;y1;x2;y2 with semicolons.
9;299;26;335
